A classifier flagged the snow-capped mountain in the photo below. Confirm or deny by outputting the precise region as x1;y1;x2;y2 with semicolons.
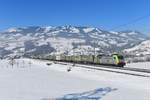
0;26;149;58
124;40;150;56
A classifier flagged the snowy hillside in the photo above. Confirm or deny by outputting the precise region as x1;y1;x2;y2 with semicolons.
0;26;149;58
124;40;150;56
0;58;150;100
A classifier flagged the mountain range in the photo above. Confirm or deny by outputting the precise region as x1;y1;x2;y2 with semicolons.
0;26;149;58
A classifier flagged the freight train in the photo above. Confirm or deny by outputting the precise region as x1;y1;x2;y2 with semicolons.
47;53;126;67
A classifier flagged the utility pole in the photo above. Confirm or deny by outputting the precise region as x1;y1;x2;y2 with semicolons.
93;40;96;63
9;58;15;68
73;41;75;59
72;40;75;66
80;40;82;62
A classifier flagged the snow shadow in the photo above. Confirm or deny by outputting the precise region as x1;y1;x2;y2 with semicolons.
41;87;117;100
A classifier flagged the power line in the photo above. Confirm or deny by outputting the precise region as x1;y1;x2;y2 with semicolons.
110;14;150;31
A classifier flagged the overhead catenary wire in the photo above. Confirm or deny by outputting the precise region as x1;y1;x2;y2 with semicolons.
110;13;150;31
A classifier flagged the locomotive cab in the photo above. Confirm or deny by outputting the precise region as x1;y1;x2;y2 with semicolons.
112;54;126;67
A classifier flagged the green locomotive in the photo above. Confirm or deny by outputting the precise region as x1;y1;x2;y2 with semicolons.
49;53;126;67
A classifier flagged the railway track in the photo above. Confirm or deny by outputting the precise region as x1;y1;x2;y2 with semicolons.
94;64;150;74
55;61;150;78
76;65;150;78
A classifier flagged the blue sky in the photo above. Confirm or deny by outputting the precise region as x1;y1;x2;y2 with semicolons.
0;0;150;35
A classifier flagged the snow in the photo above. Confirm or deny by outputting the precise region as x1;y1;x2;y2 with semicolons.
116;43;127;47
99;34;106;38
119;33;128;37
46;37;85;55
128;31;138;35
90;32;105;39
43;26;54;33
126;62;150;69
68;45;95;55
69;27;80;33
13;33;22;37
0;59;150;100
110;31;119;35
83;28;95;33
95;28;102;33
0;26;147;58
6;28;22;33
124;40;150;55
97;41;109;47
108;39;117;45
49;30;61;35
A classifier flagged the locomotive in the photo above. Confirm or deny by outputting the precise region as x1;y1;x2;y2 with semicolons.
48;53;126;67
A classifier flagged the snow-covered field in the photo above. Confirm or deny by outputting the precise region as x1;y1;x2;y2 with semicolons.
0;59;150;100
125;61;150;69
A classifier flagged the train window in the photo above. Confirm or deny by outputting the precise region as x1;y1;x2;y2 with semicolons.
113;57;116;60
118;55;124;59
